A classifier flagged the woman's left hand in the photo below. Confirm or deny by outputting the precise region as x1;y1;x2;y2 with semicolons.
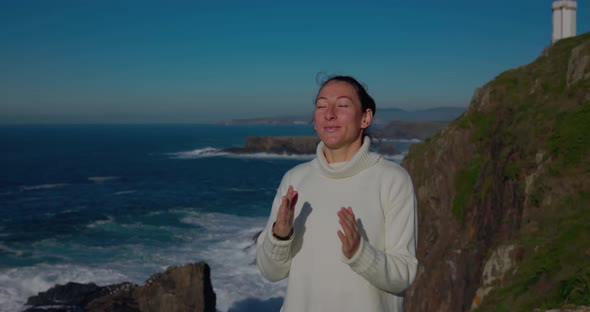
337;207;361;259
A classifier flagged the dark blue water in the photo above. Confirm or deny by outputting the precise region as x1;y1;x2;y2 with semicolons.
0;124;410;311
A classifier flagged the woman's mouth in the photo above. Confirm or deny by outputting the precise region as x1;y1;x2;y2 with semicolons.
323;126;340;133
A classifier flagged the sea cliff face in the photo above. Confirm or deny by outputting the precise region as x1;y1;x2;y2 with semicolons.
403;33;590;310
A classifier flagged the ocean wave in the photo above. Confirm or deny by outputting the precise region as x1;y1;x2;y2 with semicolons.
88;176;119;183
0;243;22;257
383;152;407;164
86;216;115;228
225;187;272;193
169;147;229;159
225;152;314;160
0;227;7;238
380;138;422;143
113;190;136;195
4;209;286;312
168;147;314;160
175;211;285;311
0;264;129;312
19;184;67;191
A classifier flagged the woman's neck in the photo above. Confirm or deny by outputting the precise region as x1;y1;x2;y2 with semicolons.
322;139;362;163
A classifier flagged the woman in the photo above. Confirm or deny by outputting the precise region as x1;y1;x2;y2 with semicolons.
256;75;418;311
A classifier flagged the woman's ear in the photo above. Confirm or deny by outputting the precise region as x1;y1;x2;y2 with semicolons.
361;109;373;129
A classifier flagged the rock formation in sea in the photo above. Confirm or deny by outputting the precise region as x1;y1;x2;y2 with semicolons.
24;262;216;312
223;136;320;155
224;135;401;156
402;32;590;310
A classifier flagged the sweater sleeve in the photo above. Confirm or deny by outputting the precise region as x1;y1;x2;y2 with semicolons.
342;173;418;295
256;172;294;282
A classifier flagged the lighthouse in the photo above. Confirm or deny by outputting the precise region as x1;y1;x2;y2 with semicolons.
552;0;577;43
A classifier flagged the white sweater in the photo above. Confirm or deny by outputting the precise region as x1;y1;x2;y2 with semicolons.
256;138;418;312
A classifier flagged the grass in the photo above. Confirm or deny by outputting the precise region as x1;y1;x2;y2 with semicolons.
475;192;590;311
452;157;481;223
549;105;590;170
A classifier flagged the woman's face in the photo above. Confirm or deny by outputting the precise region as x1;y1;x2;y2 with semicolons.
314;80;371;153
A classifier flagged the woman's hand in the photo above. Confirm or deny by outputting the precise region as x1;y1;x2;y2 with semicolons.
337;207;361;259
273;185;298;237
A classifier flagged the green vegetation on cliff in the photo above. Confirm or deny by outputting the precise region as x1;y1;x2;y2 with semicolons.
403;32;590;311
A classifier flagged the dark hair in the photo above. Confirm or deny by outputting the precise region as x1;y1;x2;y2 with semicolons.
315;75;377;117
314;74;378;140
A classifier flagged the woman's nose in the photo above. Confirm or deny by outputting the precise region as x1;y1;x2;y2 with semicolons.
324;105;336;120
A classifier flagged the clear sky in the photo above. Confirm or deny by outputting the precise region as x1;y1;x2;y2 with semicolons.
1;0;588;124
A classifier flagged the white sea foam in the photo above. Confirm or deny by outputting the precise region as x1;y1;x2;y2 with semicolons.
2;210;284;312
86;216;114;228
0;264;129;312
169;147;228;159
168;147;314;160
19;184;67;191
178;211;286;311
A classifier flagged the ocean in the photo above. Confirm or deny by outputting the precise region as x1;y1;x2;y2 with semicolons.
0;124;411;312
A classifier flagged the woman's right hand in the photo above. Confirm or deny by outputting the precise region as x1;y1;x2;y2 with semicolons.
273;185;298;237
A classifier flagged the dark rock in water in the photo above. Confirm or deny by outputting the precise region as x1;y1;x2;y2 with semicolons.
23;307;84;312
85;282;139;312
25;282;103;309
135;262;216;312
24;262;216;312
224;136;319;155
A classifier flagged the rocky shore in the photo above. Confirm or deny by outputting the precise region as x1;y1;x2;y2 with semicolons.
223;136;320;155
223;135;401;156
23;262;216;312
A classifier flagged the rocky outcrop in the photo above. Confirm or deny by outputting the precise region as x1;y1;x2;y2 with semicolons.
225;136;402;156
224;136;319;155
135;262;215;312
24;262;215;312
403;32;590;310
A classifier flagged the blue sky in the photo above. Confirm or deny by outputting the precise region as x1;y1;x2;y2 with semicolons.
1;0;588;124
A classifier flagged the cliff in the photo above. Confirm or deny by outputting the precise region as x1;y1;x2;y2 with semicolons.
403;32;590;311
377;120;449;140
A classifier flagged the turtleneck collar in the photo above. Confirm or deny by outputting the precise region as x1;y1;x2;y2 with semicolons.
312;136;381;179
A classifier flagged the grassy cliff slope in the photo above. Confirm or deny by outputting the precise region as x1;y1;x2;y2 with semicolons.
402;32;590;311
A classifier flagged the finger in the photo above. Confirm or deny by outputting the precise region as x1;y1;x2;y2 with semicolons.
338;218;357;245
341;207;359;233
337;230;346;243
337;229;353;256
338;208;358;234
339;213;360;246
276;196;292;224
289;191;298;209
279;195;288;213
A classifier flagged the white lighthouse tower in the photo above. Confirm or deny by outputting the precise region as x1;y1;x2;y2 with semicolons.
552;0;577;44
